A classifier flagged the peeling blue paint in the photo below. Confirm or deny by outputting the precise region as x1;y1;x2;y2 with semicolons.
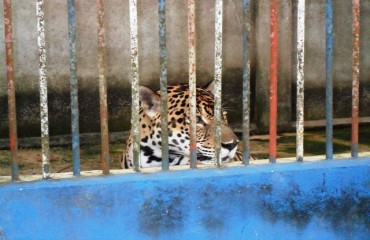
0;159;369;240
325;0;334;160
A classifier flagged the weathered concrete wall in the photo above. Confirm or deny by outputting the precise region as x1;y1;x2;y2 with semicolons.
0;159;369;239
0;0;369;138
302;0;370;121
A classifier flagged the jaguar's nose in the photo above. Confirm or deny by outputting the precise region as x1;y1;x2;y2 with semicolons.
221;140;239;151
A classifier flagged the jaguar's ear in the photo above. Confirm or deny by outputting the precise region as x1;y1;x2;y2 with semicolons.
139;86;161;118
204;80;215;95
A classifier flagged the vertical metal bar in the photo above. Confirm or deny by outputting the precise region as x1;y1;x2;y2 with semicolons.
296;0;305;162
4;0;19;180
188;0;197;169
242;0;251;165
351;0;360;159
68;0;80;176
158;0;169;170
269;0;278;164
325;0;333;160
214;0;223;167
36;0;50;178
97;0;110;174
129;0;140;172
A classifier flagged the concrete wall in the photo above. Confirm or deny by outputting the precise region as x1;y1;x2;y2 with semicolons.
0;0;369;138
0;159;369;239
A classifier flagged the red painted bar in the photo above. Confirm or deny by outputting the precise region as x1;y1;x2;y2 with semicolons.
188;0;197;168
351;0;360;158
269;0;278;163
97;0;110;174
4;0;19;180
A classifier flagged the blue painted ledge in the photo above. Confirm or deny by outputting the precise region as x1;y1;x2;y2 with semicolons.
0;159;369;240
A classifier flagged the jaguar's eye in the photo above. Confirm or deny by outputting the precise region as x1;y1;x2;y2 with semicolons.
196;116;205;125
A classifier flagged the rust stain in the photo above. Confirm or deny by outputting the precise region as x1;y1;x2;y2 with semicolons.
188;0;197;168
351;0;360;158
4;0;19;180
97;0;110;174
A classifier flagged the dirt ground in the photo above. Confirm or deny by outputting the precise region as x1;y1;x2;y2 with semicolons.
1;126;369;176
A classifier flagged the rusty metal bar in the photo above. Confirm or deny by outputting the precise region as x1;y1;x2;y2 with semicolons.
325;0;333;160
97;0;110;174
36;0;50;178
188;0;197;169
269;0;278;164
158;0;169;170
129;0;140;172
296;0;305;162
68;0;80;176
351;0;360;159
242;0;251;166
214;0;223;167
4;0;19;180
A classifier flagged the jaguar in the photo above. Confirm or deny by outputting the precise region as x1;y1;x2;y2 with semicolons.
122;81;240;168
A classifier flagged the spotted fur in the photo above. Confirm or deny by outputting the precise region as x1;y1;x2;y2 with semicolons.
122;81;240;168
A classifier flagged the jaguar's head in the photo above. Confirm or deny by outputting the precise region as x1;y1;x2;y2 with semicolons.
123;81;239;168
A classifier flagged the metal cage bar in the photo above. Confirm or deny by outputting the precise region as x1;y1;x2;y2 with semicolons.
2;1;369;183
36;0;50;179
97;0;110;174
158;0;169;170
351;0;360;159
188;0;197;169
325;0;333;160
242;0;251;166
269;0;278;163
296;0;305;162
214;0;223;167
4;0;19;180
67;0;81;176
129;0;141;172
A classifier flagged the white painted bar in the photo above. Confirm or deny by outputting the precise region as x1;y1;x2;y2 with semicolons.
296;0;305;162
36;0;50;178
214;0;223;167
129;0;140;172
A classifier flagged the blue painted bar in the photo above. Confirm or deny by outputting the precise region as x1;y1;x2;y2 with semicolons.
67;0;80;176
158;0;169;171
325;0;333;160
0;159;369;239
242;0;251;165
